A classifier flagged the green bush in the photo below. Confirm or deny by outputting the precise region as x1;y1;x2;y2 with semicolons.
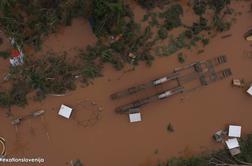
193;0;207;16
137;0;169;10
237;134;252;163
177;53;185;63
167;122;175;132
158;27;168;39
208;0;231;14
0;51;10;59
160;4;183;30
213;15;231;32
8;53;78;99
191;17;209;35
168;156;209;166
0;0;89;48
159;134;252;166
9;81;29;107
0;92;11;108
81;63;102;81
201;38;209;46
91;0;129;36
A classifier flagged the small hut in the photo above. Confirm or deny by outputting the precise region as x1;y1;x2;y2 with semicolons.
129;112;142;123
247;86;252;96
128;109;142;123
228;125;241;138
225;138;241;156
232;79;245;87
58;105;73;119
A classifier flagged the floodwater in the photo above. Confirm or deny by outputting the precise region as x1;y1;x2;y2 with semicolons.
0;1;252;166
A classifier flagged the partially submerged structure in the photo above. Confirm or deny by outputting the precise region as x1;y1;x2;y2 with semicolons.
214;125;242;156
9;38;24;66
58;105;73;119
228;125;241;138
245;29;252;41
9;49;24;66
129;113;142;123
247;86;252;96
232;79;246;87
226;125;242;156
112;55;232;113
225;138;241;156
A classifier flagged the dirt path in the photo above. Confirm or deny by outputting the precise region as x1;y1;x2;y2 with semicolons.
0;1;252;166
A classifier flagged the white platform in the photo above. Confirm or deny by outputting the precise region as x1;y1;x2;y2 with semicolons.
58;104;73;119
129;113;141;123
228;125;241;138
225;138;239;150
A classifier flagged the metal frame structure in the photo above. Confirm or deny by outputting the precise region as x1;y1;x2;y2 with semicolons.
111;55;232;114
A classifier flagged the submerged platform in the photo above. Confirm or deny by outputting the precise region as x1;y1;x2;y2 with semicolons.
111;55;232;114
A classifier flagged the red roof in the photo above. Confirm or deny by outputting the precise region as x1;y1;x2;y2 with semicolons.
11;49;20;58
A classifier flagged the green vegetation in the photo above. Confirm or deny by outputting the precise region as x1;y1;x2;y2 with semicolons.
160;4;183;31
201;38;209;46
158;26;168;39
0;51;10;59
0;0;238;108
208;0;231;14
0;92;11;108
0;0;89;49
237;134;252;163
137;0;170;9
7;53;78;103
213;15;231;32
192;0;231;15
177;53;185;63
191;0;232;32
91;0;132;36
71;159;83;166
158;134;252;166
193;0;207;16
0;81;29;107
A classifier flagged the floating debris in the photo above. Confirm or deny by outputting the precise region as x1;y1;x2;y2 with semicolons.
11;110;45;126
221;34;232;39
232;79;246;87
213;130;227;142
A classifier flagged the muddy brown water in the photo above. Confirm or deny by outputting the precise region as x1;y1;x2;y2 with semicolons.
0;1;252;166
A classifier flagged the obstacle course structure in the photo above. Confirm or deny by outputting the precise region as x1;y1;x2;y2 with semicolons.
112;55;232;114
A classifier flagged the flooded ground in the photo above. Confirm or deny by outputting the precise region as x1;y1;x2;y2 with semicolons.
0;1;252;166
